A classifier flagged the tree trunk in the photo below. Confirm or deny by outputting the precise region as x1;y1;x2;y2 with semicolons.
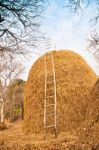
0;99;4;122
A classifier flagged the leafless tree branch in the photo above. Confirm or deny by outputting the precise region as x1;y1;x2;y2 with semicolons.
88;30;99;60
66;0;99;60
0;0;46;57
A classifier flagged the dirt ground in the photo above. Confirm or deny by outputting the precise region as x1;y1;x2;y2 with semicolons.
0;120;98;150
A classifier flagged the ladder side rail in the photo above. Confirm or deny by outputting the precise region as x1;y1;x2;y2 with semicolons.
51;52;57;133
44;53;47;135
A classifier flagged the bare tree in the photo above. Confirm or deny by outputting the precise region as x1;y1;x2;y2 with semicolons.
66;0;99;60
0;0;46;57
66;0;84;12
88;30;99;60
66;0;99;22
0;56;24;122
0;98;4;122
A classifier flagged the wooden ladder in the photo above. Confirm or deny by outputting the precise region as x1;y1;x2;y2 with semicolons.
44;51;57;139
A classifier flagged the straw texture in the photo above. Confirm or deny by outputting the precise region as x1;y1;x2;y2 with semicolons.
23;50;97;134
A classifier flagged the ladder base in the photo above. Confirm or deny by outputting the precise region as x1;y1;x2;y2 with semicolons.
44;127;57;139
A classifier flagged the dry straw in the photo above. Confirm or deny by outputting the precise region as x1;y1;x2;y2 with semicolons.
78;79;99;144
23;50;97;134
87;78;99;130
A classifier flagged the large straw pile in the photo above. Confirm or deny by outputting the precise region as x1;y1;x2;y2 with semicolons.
89;78;99;124
24;50;97;134
86;78;99;137
78;79;99;145
88;79;99;143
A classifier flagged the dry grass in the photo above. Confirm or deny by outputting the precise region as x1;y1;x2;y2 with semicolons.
23;50;97;134
79;79;99;144
0;120;78;149
88;78;99;124
0;122;7;131
0;116;98;149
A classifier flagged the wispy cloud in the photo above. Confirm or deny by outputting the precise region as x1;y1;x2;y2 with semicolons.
42;0;99;75
23;1;99;80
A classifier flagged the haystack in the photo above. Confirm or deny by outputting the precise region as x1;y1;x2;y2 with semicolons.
88;78;99;128
24;50;97;134
79;79;99;145
88;79;99;143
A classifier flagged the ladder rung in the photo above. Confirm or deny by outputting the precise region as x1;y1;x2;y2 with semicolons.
46;113;55;116
46;88;54;91
46;62;53;66
45;125;55;128
46;104;55;107
46;75;53;78
46;95;55;98
47;80;54;84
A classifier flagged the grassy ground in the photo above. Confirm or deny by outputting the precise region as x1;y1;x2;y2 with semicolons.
0;120;98;150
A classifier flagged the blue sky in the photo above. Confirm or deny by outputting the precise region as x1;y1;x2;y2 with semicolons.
23;0;99;80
